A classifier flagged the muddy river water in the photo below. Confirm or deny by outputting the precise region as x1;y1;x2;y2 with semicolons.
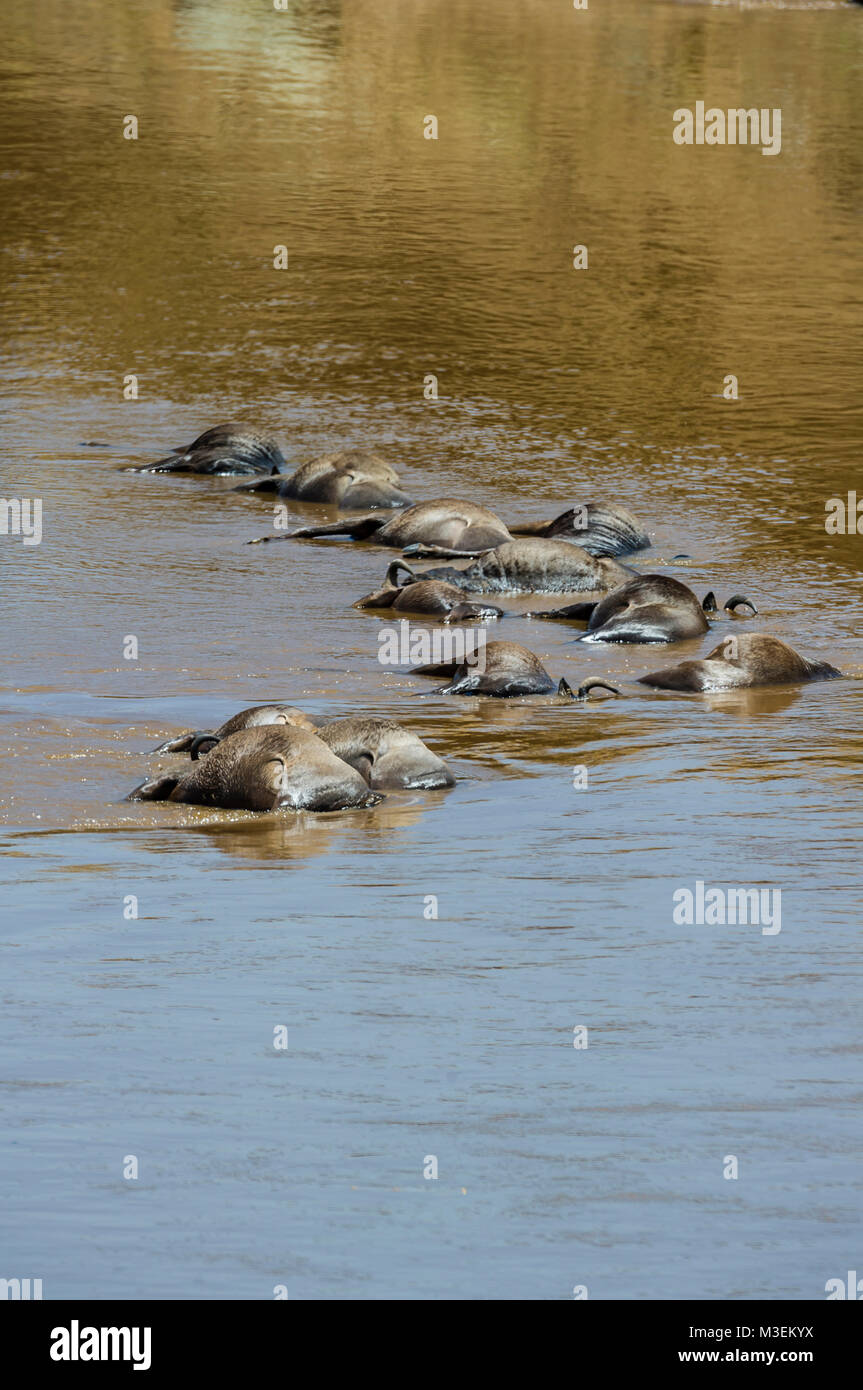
1;0;861;1298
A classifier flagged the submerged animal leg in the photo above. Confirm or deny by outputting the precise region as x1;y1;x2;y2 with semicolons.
247;516;385;545
526;601;598;623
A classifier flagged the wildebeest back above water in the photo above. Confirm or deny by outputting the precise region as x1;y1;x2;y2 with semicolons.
249;498;514;551
526;574;757;643
412;539;636;594
410;639;620;700
254;498;650;559
316;718;455;790
507;502;650;557
235;449;413;509
153;704;317;754
638;634;841;692
139;424;285;476
146;709;455;794
128;726;383;812
354;561;505;620
410;639;559;697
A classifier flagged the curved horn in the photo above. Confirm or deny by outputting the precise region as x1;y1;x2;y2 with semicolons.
190;732;221;760
576;678;620;700
385;559;415;587
702;591;718;613
724;594;758;615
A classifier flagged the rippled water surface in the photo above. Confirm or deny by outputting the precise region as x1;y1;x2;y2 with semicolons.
1;0;862;1299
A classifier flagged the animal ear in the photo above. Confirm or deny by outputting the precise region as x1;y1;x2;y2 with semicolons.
702;591;718;613
126;775;180;802
262;755;288;786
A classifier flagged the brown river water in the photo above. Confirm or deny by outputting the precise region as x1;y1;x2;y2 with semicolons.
1;0;861;1300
